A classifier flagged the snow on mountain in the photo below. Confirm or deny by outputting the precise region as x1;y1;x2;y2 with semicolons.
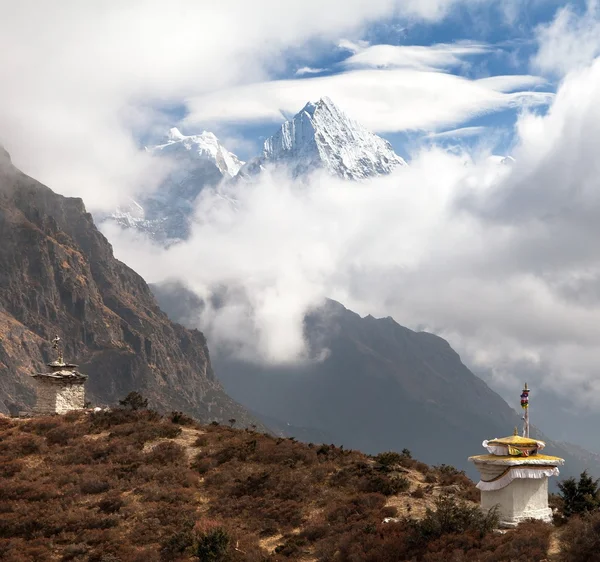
237;97;407;181
102;99;407;244
106;129;244;242
156;128;243;178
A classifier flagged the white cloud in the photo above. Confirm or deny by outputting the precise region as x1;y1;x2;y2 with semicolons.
340;41;490;71
106;55;600;417
0;0;491;211
185;70;552;133
295;67;325;76
475;75;547;93
532;0;600;77
427;126;487;139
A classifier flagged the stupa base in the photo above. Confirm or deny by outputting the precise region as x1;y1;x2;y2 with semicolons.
495;506;553;528
479;477;554;528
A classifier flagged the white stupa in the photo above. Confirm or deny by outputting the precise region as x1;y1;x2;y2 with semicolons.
30;336;88;415
469;384;564;527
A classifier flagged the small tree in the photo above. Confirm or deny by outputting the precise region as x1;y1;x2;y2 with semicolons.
374;451;403;467
228;418;236;428
415;494;499;542
558;471;600;518
119;391;148;411
193;520;230;561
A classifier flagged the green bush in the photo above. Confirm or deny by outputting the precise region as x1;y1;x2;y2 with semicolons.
374;451;403;467
558;471;600;518
119;391;148;411
160;521;195;561
412;494;499;544
171;411;197;426
193;520;231;561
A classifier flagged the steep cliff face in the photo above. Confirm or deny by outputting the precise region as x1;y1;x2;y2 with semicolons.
0;148;256;425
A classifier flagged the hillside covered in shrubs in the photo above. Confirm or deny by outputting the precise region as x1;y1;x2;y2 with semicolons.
0;406;581;561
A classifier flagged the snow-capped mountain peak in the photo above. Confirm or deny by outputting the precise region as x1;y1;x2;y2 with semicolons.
240;96;407;180
167;127;186;141
102;129;244;243
154;128;243;178
102;99;407;244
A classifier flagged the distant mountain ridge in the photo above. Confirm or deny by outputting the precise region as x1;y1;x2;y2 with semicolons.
101;97;406;242
149;282;600;483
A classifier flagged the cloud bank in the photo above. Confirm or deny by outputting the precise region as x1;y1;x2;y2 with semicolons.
184;71;551;133
105;52;600;417
533;0;600;77
339;40;490;71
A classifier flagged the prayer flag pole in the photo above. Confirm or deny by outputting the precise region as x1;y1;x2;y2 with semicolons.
520;383;530;438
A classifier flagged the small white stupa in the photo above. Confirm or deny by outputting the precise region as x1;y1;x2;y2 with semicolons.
469;383;564;527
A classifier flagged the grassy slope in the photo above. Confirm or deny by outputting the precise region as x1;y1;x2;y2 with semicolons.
0;411;554;561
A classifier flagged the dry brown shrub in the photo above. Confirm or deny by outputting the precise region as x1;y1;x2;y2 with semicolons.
108;421;181;446
424;471;437;483
560;511;600;562
170;411;198;426
80;480;111;494
97;494;124;514
19;417;64;436
145;441;186;465
46;424;85;446
0;434;43;457
137;484;191;504
0;410;534;562
0;417;15;430
0;460;23;477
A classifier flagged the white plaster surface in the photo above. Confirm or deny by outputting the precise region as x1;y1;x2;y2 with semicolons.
479;474;552;527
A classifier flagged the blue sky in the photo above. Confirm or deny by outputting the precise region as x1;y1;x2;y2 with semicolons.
169;1;586;163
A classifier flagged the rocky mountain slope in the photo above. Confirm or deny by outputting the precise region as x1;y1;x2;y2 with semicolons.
107;128;243;243
0;147;256;425
237;97;407;180
150;283;600;482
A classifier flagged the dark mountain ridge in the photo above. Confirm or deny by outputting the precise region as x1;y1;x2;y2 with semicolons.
150;282;600;482
0;148;257;426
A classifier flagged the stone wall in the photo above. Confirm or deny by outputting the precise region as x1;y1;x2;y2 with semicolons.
56;383;85;414
32;378;85;415
32;378;58;415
